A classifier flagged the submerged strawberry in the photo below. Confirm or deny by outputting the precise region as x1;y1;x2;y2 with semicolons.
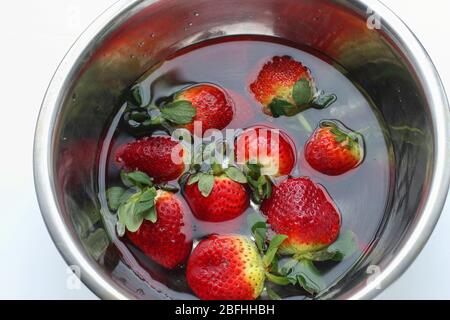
235;126;296;177
115;136;186;183
235;126;296;203
174;84;234;134
107;171;192;269
186;235;265;300
305;120;363;176
261;177;341;255
126;190;193;269
184;167;249;222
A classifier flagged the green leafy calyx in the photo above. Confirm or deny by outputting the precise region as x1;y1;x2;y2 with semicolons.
106;171;159;236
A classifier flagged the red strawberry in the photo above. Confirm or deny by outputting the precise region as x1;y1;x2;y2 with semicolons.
175;84;234;134
235;126;296;177
127;190;193;269
115;136;186;183
250;56;316;116
261;177;341;254
304;121;363;176
184;174;249;222
186;235;265;300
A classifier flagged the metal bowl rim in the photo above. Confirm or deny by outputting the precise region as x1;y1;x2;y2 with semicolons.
33;0;450;300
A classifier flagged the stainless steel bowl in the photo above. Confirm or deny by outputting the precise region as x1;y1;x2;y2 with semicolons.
34;0;450;299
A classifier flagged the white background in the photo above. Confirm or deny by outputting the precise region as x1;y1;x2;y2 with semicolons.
0;0;448;299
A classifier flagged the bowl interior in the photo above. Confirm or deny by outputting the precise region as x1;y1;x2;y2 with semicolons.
48;0;437;299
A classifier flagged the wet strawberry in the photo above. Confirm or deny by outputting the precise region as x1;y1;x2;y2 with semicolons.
186;235;265;300
115;136;186;183
304;121;363;176
235;126;296;177
250;56;317;116
184;173;249;222
261;177;341;255
107;171;193;269
126;190;193;269
175;84;234;134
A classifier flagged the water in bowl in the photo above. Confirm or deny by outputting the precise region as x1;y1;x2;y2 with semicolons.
97;35;393;300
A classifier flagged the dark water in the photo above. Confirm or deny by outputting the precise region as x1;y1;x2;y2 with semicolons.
97;36;393;299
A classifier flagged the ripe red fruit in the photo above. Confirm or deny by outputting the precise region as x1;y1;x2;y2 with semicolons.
186;235;265;300
235;126;296;177
115;136;186;183
304;121;363;176
250;56;315;116
261;177;341;254
127;191;193;269
175;84;234;134
184;175;249;222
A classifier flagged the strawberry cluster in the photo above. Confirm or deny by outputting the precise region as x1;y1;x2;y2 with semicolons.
105;56;364;300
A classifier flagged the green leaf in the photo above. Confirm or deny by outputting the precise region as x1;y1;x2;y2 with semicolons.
83;229;110;261
263;235;288;268
126;171;153;187
119;188;136;204
266;273;290;286
295;231;358;262
188;173;202;185
268;98;294;118
292;78;314;106
118;201;144;233
118;201;132;225
266;287;282;300
126;214;144;233
313;93;337;109
262;177;272;199
198;173;214;197
211;163;224;176
251;221;268;253
325;230;359;260
133;200;155;217
288;260;325;295
106;187;126;211
225;167;247;184
138;187;157;203
120;170;134;188
160;100;196;125
143;206;157;223
246;163;262;176
125;86;143;106
116;221;126;237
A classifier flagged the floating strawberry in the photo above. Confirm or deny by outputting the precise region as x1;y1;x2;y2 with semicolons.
184;165;249;222
304;120;363;176
115;136;187;183
235;126;296;203
186;235;266;300
250;56;335;117
261;177;341;255
123;83;234;135
106;171;192;269
175;84;234;134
